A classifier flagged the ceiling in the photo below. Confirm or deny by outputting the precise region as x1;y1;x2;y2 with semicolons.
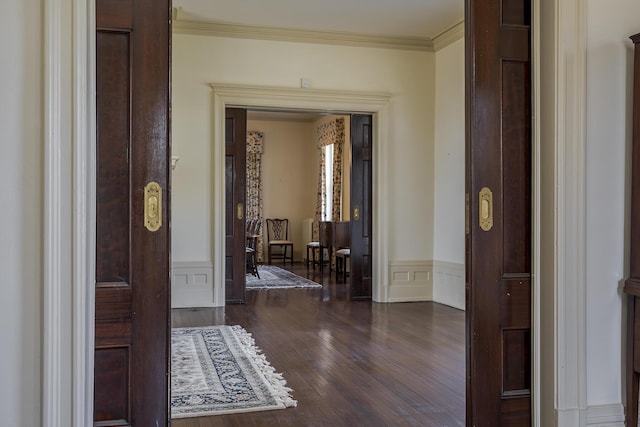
174;0;464;39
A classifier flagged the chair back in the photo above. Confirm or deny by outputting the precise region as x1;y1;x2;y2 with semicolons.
246;218;261;235
333;221;350;249
266;218;289;241
246;219;261;250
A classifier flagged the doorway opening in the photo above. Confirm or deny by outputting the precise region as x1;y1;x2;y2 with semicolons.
184;84;392;307
219;109;371;303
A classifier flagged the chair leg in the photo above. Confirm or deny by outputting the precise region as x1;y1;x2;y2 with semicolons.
343;256;349;282
268;246;272;265
253;253;259;278
312;247;316;270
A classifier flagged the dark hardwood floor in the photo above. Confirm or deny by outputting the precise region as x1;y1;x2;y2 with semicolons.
171;263;465;426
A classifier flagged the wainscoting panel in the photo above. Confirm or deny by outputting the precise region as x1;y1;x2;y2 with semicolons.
432;260;465;310
388;261;433;302
172;261;215;308
584;404;624;426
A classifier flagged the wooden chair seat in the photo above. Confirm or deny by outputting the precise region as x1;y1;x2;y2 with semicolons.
335;248;350;281
306;241;326;269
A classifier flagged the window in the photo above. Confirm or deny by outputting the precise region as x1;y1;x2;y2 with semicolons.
323;144;334;221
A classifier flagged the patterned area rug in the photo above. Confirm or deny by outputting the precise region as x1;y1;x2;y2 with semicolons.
171;325;297;418
246;265;322;290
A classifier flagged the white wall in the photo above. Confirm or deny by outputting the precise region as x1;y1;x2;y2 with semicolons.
171;34;436;272
433;37;465;265
584;0;640;409
0;0;42;424
432;38;465;309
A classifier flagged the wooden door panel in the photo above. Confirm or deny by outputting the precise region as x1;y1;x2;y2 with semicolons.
96;30;130;285
95;17;134;426
466;0;532;425
225;108;247;304
95;0;170;424
350;114;373;300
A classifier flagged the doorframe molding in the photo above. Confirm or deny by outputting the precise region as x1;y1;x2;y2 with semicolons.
532;1;541;425
545;0;589;424
43;0;96;426
210;83;391;304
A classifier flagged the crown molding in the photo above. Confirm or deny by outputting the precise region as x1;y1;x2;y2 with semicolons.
432;20;464;51
173;18;436;52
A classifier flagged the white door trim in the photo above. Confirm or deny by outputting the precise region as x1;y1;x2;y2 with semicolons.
209;83;391;304
538;0;589;424
555;0;589;423
43;0;96;426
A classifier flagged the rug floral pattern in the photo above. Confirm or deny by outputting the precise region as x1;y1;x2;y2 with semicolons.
171;325;297;418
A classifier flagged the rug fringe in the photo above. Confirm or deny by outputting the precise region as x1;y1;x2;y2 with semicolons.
232;325;298;408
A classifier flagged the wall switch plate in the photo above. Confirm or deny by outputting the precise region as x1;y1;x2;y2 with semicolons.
300;78;310;88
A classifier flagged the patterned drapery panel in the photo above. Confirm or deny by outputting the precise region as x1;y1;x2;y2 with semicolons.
331;139;343;221
313;117;345;241
317;117;345;148
246;131;264;261
313;147;326;241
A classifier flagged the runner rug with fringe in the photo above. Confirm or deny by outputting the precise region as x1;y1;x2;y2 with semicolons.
171;325;297;418
246;265;322;290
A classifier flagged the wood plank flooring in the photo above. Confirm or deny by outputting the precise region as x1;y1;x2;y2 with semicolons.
171;263;465;426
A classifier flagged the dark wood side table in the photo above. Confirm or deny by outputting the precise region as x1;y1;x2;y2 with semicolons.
624;31;640;427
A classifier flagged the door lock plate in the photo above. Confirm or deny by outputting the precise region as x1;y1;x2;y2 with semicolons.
144;181;162;232
479;187;493;232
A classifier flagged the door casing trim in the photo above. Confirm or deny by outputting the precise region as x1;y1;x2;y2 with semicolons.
210;83;391;305
44;0;96;425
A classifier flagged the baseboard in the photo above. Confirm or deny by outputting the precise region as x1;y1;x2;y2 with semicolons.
388;261;433;302
432;260;465;310
585;404;625;427
172;261;215;308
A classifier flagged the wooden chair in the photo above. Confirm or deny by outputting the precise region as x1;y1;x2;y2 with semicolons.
246;218;261;278
335;248;350;282
266;218;293;265
306;241;321;269
306;221;330;270
333;222;350;281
